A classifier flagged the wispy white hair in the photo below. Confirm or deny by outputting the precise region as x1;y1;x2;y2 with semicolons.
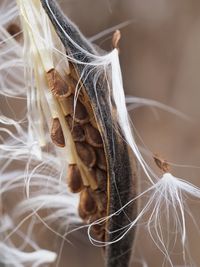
0;1;81;266
1;1;200;267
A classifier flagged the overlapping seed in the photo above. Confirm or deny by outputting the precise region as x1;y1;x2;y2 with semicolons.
65;115;85;141
92;168;107;192
79;187;97;216
96;148;107;171
66;95;89;124
51;118;65;147
67;164;84;193
84;123;103;147
47;67;108;241
47;69;71;98
75;142;96;168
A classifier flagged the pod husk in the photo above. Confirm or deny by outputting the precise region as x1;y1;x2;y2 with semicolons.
41;1;138;266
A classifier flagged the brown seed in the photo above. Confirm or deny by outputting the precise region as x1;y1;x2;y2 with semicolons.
65;115;85;142
68;62;79;80
47;69;71;97
89;216;106;241
96;148;107;171
75;142;96;168
91;168;107;192
153;154;170;173
112;30;121;50
7;24;21;40
67;164;84;193
94;229;106;241
78;204;89;220
50;118;65;147
89;215;105;234
95;191;107;212
79;188;97;215
65;95;89;124
85;177;107;211
99;191;107;208
100;230;106;242
84;123;103;147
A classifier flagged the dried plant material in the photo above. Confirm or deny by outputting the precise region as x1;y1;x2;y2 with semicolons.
79;165;98;190
75;142;96;168
112;30;121;50
89;215;103;231
40;2;137;267
90;215;106;240
93;168;107;192
78;203;89;220
154;154;170;173
96;148;107;171
47;68;71;97
59;97;72;116
50;118;65;147
67;164;84;193
65;115;85;142
8;0;137;266
94;191;107;213
2;1;200;267
79;188;97;215
64;95;89;124
84;123;103;147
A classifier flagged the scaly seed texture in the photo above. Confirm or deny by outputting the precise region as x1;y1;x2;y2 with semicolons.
47;66;108;242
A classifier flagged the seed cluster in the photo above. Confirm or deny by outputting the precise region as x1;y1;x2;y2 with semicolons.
47;67;108;241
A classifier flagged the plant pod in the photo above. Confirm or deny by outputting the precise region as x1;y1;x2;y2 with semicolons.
40;1;138;267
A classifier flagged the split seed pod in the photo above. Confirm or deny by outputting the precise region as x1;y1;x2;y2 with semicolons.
41;1;138;267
